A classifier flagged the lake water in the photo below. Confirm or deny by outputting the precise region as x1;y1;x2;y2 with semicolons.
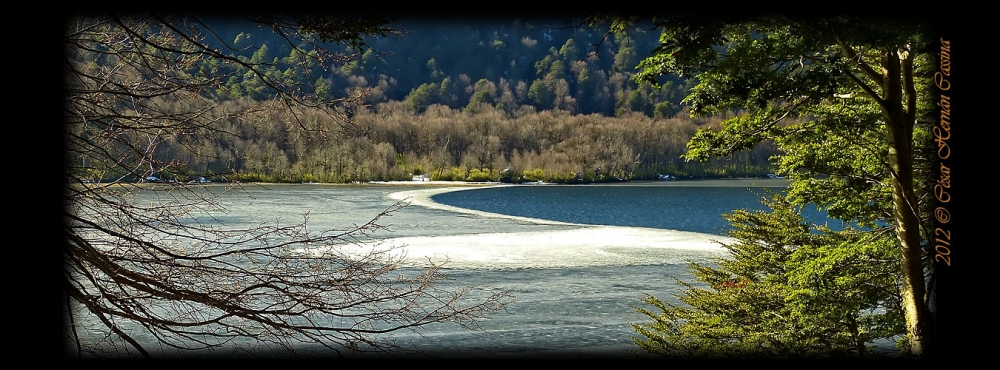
72;179;841;358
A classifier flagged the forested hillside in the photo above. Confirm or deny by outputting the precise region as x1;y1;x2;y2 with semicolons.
72;16;780;184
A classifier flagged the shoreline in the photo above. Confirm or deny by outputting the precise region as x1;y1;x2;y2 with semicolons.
81;177;792;189
260;177;791;188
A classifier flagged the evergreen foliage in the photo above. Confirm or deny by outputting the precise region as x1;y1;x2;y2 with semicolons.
628;13;941;357
633;195;905;358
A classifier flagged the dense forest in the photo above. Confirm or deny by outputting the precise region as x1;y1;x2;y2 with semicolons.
72;16;782;184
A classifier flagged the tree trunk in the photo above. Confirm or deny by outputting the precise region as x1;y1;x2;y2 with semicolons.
883;50;931;357
887;119;930;356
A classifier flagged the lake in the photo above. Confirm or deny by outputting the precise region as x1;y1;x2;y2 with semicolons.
71;179;836;358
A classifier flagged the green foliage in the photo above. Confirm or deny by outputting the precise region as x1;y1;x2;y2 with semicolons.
177;17;689;117
651;15;932;227
429;166;498;182
527;79;554;108
314;77;333;100
520;168;546;182
233;32;251;48
652;101;677;119
427;58;444;80
559;39;580;61
340;60;361;76
465;167;497;182
249;43;271;64
405;82;440;113
633;195;905;358
465;79;498;111
546;171;580;184
630;13;938;356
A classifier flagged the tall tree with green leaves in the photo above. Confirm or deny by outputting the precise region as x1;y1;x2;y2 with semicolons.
628;14;940;356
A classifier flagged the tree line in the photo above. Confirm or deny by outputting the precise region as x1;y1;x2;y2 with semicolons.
78;96;779;184
204;17;692;119
71;16;778;185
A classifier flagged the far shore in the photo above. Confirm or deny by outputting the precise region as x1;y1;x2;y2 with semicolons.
246;177;791;188
81;177;792;188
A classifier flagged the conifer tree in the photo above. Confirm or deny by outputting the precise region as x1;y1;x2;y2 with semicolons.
632;194;906;358
627;13;941;356
633;195;905;358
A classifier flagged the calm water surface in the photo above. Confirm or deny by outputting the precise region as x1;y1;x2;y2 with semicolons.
76;179;845;358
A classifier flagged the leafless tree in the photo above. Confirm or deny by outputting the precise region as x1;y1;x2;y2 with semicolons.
63;13;510;358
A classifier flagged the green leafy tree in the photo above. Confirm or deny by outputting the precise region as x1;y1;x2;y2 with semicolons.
527;79;554;108
233;32;251;48
339;60;361;76
314;77;333;100
465;78;498;111
633;195;904;358
558;38;580;61
249;42;271;64
405;82;440;113
629;14;940;357
426;58;444;80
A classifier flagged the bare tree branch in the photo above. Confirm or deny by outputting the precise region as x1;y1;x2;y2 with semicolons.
64;13;511;358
